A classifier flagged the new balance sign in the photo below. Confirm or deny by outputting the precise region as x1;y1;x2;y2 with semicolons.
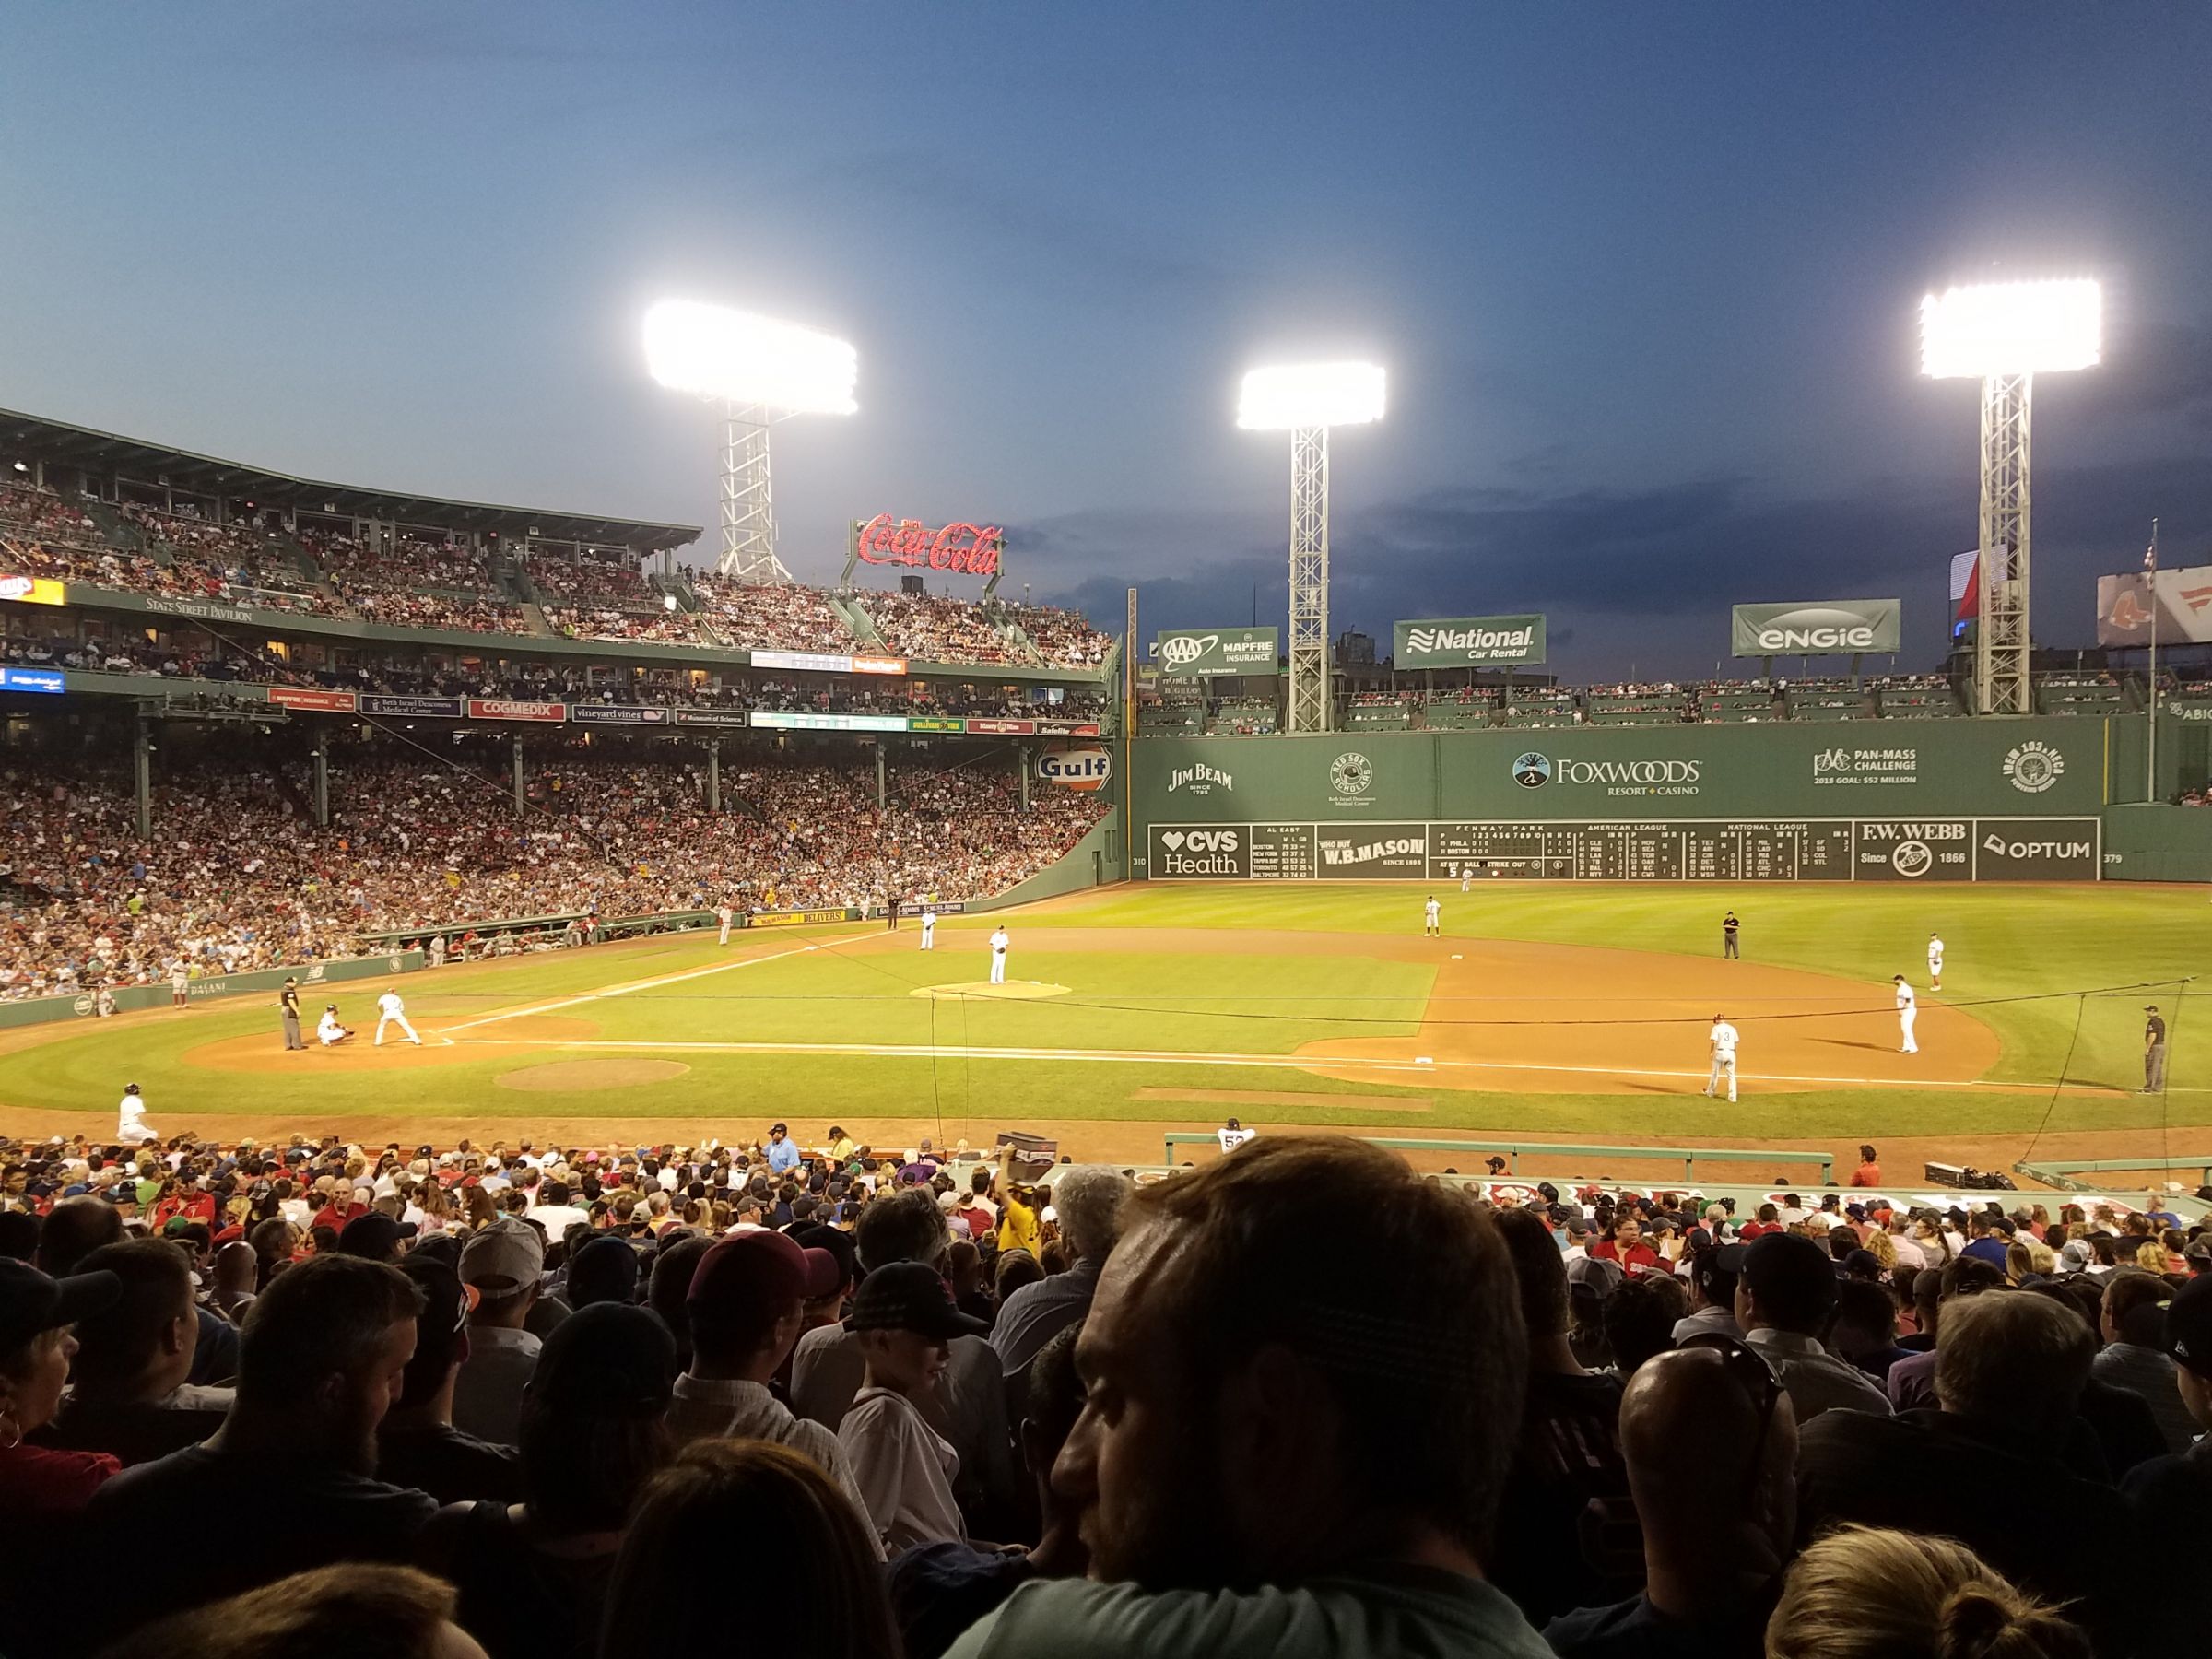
1394;614;1547;667
1731;599;1900;658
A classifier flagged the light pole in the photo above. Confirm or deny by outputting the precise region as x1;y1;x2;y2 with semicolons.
644;300;858;584
1919;280;2100;715
2147;519;2160;800
1237;362;1385;733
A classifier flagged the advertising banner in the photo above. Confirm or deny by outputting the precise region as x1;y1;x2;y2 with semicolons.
1154;626;1279;677
749;711;908;733
672;707;752;727
1731;598;1901;657
748;650;856;674
467;698;567;723
1037;746;1112;790
749;906;858;929
268;687;358;712
2097;566;2212;647
1313;822;1430;876
908;717;966;733
1394;615;1547;667
362;694;466;718
0;574;67;606
965;717;1036;735
1036;721;1102;737
850;654;910;676
1148;824;1252;879
571;704;672;726
847;514;1006;580
0;665;64;694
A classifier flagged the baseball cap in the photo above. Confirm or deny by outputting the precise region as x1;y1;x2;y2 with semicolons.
398;1255;477;1373
336;1213;418;1258
844;1261;988;1338
460;1216;545;1295
688;1232;811;1345
528;1302;676;1417
2164;1276;2212;1376
1740;1232;1838;1323
791;1222;856;1296
0;1259;121;1354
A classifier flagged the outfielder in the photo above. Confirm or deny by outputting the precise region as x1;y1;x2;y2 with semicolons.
1460;865;1472;894
1702;1014;1739;1102
1926;932;1944;991
1893;976;1918;1054
1423;895;1441;937
920;902;937;951
716;902;735;946
989;924;1009;985
375;987;423;1047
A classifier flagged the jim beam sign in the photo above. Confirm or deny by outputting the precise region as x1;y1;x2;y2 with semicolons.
1153;627;1280;677
1730;598;1901;657
1394;614;1547;668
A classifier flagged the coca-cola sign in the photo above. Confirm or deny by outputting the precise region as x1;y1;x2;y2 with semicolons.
852;514;1005;578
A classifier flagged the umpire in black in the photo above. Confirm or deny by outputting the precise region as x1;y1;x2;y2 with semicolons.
278;977;305;1052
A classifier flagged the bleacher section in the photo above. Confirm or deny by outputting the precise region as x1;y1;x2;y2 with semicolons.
1496;688;1579;729
1784;680;1868;722
1206;697;1278;735
1421;689;1498;729
1138;698;1205;735
1700;684;1782;723
1584;686;1690;725
1874;677;1966;718
1348;696;1418;729
2036;673;2130;716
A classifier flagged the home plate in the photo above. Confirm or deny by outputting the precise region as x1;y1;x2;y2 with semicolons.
1416;1055;1435;1065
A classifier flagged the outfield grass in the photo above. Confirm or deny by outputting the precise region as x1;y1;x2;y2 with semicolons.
0;882;2204;1143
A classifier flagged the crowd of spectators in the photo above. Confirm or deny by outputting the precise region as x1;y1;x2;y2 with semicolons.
689;575;856;653
1;1128;2203;1659
0;745;1106;999
1000;603;1111;667
853;590;1023;665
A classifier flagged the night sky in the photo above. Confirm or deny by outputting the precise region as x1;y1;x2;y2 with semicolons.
5;2;2210;678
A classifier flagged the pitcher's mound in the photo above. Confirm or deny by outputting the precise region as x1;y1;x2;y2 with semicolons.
498;1059;690;1092
910;981;1071;1002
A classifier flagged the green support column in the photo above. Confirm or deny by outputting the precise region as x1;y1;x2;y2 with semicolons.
1019;744;1031;810
312;734;330;829
512;735;524;816
133;718;152;840
875;744;887;811
707;739;722;813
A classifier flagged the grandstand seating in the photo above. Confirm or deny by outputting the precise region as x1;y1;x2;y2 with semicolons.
1700;684;1782;723
1206;697;1278;735
1873;677;1966;718
1585;686;1690;725
2036;673;2130;716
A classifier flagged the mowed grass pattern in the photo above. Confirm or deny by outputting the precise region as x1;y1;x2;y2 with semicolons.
0;881;2205;1140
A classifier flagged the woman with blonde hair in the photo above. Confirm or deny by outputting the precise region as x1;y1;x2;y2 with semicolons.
1767;1524;2088;1659
2134;1240;2171;1275
1865;1229;1898;1274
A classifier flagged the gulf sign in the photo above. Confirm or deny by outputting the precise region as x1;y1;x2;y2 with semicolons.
1037;745;1112;791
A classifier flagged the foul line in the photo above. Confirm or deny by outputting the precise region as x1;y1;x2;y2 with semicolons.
437;1033;2147;1095
438;938;852;1033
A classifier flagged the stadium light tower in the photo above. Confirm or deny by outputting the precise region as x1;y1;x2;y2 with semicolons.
644;300;858;584
1238;362;1385;733
1920;279;2100;715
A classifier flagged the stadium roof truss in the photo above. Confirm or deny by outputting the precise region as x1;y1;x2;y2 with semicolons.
0;408;701;554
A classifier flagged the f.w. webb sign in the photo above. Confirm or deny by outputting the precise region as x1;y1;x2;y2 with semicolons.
1394;614;1547;668
1731;598;1900;657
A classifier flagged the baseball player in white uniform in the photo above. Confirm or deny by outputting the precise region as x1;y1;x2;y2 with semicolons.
920;903;937;951
317;1004;354;1046
989;924;1009;984
117;1083;155;1146
375;988;423;1046
1702;1015;1739;1102
1893;976;1918;1053
1926;933;1944;991
1218;1117;1256;1153
1423;895;1441;937
716;902;735;946
1459;865;1471;894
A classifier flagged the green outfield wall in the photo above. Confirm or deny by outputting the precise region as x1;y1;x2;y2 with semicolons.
0;949;426;1030
1132;721;2119;883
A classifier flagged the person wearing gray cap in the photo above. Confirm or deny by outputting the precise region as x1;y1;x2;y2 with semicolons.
451;1217;545;1444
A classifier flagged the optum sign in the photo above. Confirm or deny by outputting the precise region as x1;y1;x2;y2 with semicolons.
1731;598;1901;657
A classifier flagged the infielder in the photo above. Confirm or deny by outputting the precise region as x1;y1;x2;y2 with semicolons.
1423;895;1441;937
375;987;423;1047
317;1003;355;1046
1893;976;1918;1054
1702;1014;1739;1102
989;924;1009;985
920;902;937;951
716;902;735;946
1926;932;1944;992
117;1082;155;1147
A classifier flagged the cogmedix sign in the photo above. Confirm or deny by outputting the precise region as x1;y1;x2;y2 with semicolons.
1153;627;1280;677
1731;598;1901;657
1394;615;1547;668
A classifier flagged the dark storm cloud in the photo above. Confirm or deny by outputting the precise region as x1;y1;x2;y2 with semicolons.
2071;319;2212;427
